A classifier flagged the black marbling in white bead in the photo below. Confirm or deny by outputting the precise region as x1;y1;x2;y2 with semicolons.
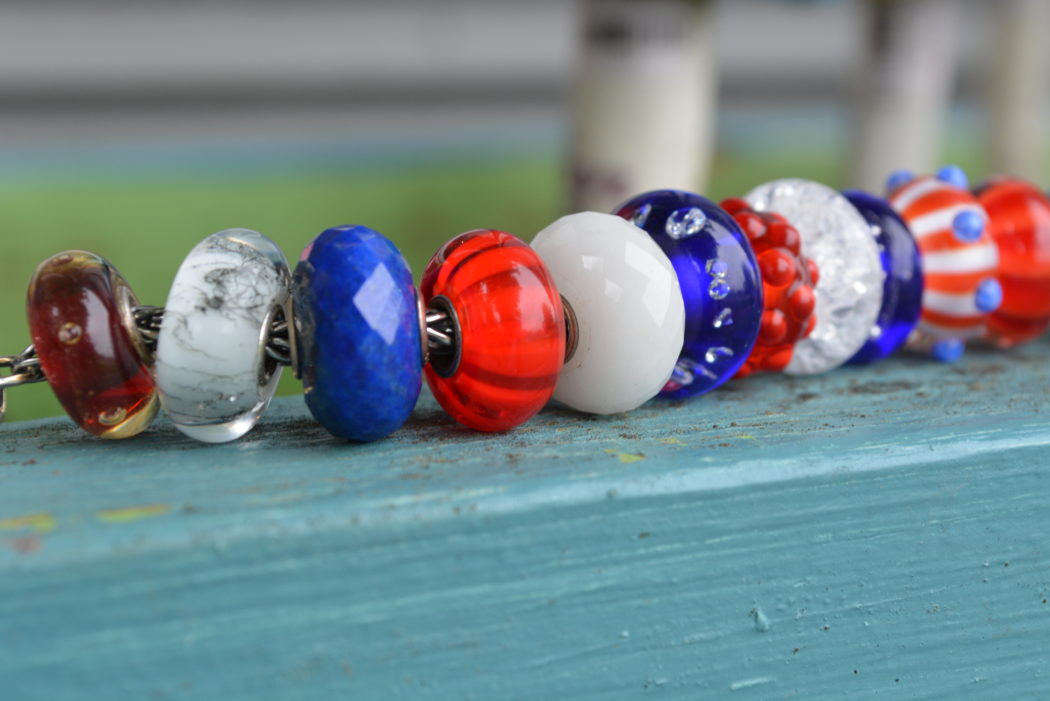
155;229;291;443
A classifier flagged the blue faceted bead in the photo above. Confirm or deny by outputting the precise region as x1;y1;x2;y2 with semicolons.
293;225;422;441
614;190;763;399
843;190;924;365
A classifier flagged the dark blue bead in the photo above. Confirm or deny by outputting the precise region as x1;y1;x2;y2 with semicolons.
842;190;924;365
614;190;763;399
293;226;422;441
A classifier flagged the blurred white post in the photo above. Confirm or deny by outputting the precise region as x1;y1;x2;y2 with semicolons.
849;0;961;192
569;0;716;213
985;0;1050;181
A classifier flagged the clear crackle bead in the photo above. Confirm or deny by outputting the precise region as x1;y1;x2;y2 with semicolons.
745;179;884;374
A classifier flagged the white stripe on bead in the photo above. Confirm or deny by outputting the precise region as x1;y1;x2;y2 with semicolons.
921;244;999;273
923;289;981;317
890;177;945;212
907;204;986;240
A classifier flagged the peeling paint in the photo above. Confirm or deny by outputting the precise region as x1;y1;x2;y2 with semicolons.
96;504;171;524
750;607;771;632
8;534;41;554
604;449;645;464
730;677;774;691
0;512;56;533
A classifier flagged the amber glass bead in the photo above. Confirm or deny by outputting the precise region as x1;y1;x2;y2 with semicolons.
26;251;158;438
976;178;1050;347
421;230;565;432
721;199;818;377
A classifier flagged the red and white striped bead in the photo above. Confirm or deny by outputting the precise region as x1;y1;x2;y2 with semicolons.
888;172;1000;340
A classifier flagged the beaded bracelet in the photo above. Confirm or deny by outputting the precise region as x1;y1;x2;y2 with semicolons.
1;166;1046;443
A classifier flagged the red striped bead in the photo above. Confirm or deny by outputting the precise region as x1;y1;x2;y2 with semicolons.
421;230;564;432
977;177;1050;347
889;175;999;339
26;251;158;438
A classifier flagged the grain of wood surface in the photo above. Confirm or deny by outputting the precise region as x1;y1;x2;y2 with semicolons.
1;341;1048;699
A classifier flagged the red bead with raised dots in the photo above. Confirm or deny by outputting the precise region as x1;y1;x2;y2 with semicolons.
720;199;819;377
421;230;565;432
976;177;1050;347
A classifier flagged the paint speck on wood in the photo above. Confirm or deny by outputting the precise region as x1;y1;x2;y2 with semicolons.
0;341;1047;698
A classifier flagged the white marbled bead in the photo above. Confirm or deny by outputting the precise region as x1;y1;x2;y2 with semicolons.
155;229;292;442
532;212;685;414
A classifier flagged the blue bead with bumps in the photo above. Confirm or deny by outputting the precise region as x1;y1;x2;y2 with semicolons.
293;226;422;441
614;190;763;399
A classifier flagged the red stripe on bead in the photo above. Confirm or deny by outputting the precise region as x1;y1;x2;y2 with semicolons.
923;271;995;295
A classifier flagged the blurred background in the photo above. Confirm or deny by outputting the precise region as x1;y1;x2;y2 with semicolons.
1;0;1047;422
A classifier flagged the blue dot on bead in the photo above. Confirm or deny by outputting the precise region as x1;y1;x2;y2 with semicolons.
975;277;1003;313
931;338;965;363
936;165;969;190
885;170;915;193
952;210;985;243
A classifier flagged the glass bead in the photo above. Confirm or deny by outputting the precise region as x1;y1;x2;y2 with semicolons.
26;251;158;438
155;229;291;443
975;177;1050;347
841;190;924;364
293;226;422;441
719;199;818;377
888;173;999;341
614;190;762;398
531;212;685;415
421;229;564;432
745;179;884;374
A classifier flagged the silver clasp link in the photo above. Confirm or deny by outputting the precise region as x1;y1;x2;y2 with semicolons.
0;345;47;423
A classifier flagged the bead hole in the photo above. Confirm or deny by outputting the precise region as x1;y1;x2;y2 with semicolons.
258;304;288;386
562;295;579;364
426;295;461;378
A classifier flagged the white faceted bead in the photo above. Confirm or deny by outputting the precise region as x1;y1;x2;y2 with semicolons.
155;229;291;442
532;212;685;414
745;179;884;374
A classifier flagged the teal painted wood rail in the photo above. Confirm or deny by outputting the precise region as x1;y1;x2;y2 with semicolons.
2;341;1048;699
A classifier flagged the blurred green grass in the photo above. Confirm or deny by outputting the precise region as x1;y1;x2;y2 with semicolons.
2;144;986;423
0;157;562;422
